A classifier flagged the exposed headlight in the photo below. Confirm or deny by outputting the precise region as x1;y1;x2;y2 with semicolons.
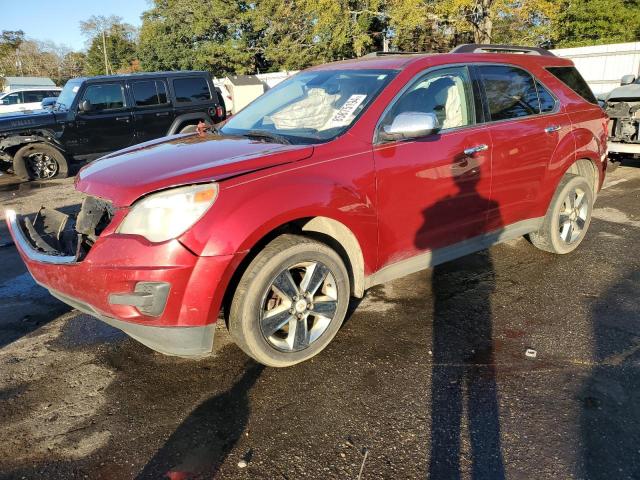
117;183;218;242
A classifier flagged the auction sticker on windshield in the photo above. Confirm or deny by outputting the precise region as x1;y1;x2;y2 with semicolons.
330;94;367;126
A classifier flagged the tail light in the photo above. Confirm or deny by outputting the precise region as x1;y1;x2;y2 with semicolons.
216;105;224;118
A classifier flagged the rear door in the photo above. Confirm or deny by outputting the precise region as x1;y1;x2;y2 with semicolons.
70;82;134;156
476;64;571;230
130;78;175;143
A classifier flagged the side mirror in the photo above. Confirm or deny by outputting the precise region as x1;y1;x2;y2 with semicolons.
41;97;57;108
597;99;606;109
79;100;93;113
620;74;636;86
380;112;440;141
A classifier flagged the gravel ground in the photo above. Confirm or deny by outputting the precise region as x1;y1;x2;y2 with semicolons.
0;162;639;479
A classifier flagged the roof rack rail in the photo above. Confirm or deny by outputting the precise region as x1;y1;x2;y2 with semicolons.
363;51;420;57
450;43;555;57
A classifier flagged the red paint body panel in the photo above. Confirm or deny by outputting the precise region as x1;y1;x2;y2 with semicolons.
7;51;607;337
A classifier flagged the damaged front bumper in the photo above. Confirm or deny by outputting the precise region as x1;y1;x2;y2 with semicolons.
606;99;640;155
5;202;233;358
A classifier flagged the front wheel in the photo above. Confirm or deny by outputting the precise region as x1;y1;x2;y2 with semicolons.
229;234;350;367
13;143;68;181
528;174;594;254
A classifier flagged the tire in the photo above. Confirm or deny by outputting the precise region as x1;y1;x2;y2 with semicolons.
528;174;594;254
179;124;198;134
229;234;350;367
13;143;68;181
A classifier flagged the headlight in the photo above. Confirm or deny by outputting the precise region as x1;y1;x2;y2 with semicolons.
117;183;218;242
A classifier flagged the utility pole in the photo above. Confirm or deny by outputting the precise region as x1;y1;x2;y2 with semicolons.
102;30;109;75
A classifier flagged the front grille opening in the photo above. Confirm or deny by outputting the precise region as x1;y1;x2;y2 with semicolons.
21;196;114;261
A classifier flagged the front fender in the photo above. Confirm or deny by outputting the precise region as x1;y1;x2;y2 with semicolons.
178;150;378;275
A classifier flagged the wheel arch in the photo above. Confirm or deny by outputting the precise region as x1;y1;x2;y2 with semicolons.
220;215;367;323
167;113;212;135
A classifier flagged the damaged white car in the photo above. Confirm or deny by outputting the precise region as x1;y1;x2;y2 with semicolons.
605;74;640;160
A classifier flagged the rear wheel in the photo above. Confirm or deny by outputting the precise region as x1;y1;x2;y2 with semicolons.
13;143;68;181
229;234;350;367
528;174;593;254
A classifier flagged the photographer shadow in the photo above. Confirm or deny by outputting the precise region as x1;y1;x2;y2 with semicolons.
415;161;506;479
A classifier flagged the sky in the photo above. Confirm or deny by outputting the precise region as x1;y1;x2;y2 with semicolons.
0;0;150;51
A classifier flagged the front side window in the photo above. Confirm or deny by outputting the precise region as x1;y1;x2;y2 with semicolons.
546;66;597;104
480;65;540;121
381;66;475;133
82;83;125;111
221;69;396;144
3;92;23;105
132;80;169;107
173;77;211;103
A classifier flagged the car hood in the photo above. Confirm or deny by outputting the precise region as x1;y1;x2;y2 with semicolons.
0;109;58;133
76;134;315;207
607;83;640;101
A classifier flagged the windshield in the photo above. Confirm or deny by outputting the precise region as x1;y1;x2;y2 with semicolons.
55;80;82;110
221;69;397;144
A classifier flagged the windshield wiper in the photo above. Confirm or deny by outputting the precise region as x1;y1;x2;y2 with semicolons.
243;130;291;145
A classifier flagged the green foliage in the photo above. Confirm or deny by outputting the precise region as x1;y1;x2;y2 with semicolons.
554;0;640;47
85;25;137;75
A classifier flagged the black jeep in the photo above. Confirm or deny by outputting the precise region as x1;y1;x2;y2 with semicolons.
0;71;226;180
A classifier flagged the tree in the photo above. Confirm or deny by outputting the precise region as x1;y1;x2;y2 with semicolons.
80;15;138;75
138;0;256;76
553;0;640;47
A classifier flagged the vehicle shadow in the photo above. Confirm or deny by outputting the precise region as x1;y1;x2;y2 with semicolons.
135;361;265;480
579;269;640;479
415;161;506;478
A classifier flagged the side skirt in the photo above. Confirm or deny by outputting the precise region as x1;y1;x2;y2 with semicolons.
364;217;543;289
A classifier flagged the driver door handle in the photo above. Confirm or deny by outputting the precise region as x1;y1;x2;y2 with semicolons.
116;116;130;122
545;125;562;133
463;144;489;156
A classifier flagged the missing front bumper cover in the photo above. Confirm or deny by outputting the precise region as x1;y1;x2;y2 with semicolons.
20;196;114;260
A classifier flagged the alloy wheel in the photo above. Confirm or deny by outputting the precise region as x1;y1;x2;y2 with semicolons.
558;186;589;244
26;152;58;179
260;261;338;352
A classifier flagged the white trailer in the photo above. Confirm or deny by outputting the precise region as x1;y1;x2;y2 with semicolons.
551;42;640;96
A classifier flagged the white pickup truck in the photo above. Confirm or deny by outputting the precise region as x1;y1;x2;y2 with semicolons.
0;87;62;114
605;75;640;159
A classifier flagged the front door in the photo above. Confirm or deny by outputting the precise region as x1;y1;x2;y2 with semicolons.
67;82;134;157
475;64;571;230
373;65;493;270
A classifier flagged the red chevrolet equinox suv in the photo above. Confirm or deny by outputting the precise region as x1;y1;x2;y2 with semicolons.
6;44;607;367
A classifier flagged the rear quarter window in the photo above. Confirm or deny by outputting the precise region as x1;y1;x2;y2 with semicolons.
546;66;598;105
173;77;212;103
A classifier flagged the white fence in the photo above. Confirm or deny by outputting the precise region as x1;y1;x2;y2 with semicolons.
551;42;640;96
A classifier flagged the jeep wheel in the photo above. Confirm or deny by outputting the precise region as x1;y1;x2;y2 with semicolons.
13;143;68;181
528;174;594;254
229;234;350;367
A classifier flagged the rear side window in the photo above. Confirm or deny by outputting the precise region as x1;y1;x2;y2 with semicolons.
132;80;168;107
23;91;48;103
546;66;597;104
479;65;540;121
173;77;212;103
82;83;125;111
536;81;556;113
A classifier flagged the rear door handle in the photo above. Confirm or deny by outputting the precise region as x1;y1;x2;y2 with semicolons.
116;116;130;122
463;144;489;156
155;112;169;117
545;125;562;133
